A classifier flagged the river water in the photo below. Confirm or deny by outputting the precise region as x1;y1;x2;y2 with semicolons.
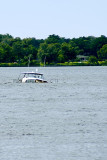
0;66;107;160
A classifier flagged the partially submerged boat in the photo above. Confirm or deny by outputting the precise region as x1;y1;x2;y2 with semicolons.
18;71;48;83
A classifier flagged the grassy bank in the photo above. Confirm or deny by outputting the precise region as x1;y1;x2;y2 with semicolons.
40;60;107;66
0;60;107;67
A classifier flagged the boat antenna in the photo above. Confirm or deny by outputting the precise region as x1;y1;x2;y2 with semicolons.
36;68;38;73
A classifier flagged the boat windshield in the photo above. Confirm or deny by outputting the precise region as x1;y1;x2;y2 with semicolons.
23;73;43;79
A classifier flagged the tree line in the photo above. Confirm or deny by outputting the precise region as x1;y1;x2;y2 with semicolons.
0;34;107;65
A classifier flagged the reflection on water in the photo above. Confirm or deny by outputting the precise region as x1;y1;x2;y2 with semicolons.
0;66;107;160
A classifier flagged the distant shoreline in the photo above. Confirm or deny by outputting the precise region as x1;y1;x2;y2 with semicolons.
0;61;107;67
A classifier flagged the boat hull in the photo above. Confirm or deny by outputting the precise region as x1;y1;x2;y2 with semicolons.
22;78;47;83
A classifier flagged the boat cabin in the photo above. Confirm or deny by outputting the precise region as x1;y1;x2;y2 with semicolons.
22;72;43;79
18;71;47;83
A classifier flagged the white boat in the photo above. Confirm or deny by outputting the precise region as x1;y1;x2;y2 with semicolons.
18;71;47;83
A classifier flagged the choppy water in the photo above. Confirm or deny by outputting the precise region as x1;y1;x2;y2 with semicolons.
0;66;107;160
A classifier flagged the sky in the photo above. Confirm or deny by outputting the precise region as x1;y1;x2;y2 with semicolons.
0;0;107;39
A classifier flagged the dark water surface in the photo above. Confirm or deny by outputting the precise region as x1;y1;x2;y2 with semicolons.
0;66;107;160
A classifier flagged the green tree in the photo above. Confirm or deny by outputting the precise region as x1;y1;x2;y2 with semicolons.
22;38;43;48
88;56;98;65
57;50;65;63
97;44;107;60
37;43;48;63
38;43;60;64
0;34;13;43
12;41;24;62
59;42;77;61
45;34;62;44
0;43;12;62
23;45;38;63
72;36;95;56
90;35;107;57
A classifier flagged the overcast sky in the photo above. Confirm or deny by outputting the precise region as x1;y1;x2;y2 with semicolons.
0;0;107;39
